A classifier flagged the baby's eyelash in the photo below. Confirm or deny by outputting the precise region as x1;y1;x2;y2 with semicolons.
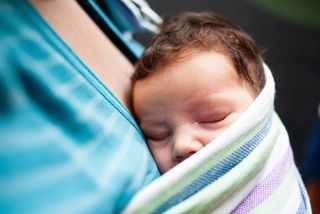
199;113;228;124
146;132;171;141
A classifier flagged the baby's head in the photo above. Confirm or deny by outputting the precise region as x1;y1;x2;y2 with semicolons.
132;12;265;173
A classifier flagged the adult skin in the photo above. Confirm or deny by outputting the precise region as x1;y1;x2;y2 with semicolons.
30;0;134;112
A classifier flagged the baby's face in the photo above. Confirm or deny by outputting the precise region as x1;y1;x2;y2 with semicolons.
133;51;254;174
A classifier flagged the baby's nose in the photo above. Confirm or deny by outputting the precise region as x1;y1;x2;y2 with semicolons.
172;134;204;162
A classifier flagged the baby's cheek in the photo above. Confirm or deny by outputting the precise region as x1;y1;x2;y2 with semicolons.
151;146;174;174
202;126;227;145
218;112;240;129
220;112;242;132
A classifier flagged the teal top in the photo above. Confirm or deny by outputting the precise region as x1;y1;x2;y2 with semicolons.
0;1;160;213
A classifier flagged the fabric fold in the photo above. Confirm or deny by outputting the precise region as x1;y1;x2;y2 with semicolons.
123;64;311;214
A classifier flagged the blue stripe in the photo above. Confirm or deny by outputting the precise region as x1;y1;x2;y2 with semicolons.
152;115;273;214
296;167;309;214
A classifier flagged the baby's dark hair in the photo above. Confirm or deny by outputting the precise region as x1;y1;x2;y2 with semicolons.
132;12;265;96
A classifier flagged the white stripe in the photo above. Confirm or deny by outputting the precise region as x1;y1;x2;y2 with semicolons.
255;120;290;182
279;174;301;213
99;126;136;188
79;95;102;117
42;192;106;214
0;163;75;199
0;124;63;153
128;142;150;189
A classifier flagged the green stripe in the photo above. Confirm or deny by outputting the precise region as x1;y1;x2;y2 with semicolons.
166;113;281;214
136;112;272;214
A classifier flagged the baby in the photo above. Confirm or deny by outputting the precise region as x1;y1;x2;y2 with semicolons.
132;12;265;174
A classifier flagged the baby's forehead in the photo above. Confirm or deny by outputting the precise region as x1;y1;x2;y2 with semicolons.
151;55;254;98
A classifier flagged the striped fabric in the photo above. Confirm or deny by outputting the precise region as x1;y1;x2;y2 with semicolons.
123;65;311;214
0;1;159;213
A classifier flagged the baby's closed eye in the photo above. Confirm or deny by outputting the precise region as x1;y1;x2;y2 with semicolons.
143;129;171;142
197;111;229;124
200;113;227;123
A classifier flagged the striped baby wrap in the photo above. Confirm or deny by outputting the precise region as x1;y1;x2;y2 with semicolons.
123;64;311;214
